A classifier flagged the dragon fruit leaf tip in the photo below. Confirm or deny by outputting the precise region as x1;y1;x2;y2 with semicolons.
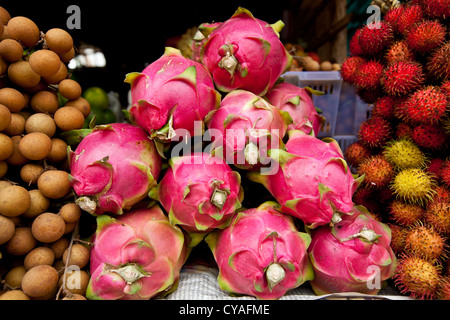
205;201;314;300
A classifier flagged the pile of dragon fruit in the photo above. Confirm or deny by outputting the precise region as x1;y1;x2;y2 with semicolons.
70;7;398;300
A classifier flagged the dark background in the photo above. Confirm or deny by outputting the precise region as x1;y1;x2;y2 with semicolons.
1;0;290;104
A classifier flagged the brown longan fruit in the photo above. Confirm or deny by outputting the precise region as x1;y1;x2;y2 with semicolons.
0;38;23;62
43;62;67;84
0;214;15;244
0;6;12;25
24;246;55;270
64;96;91;117
0;132;13;161
18;132;52;160
61;293;86;300
64;221;77;234
0;161;7;178
58;47;75;63
0;179;12;191
22;189;50;219
30;90;59;114
54;106;85;131
59;269;89;296
21;265;59;299
46;138;68;163
20;164;45;185
8;60;41;88
25;113;56;137
37;169;71;199
7;16;40;48
58;79;82;100
0;87;26;112
4;265;27;288
0;185;31;217
6;135;28;166
3;113;26;135
59;203;81;223
50;237;69;259
29;49;61;77
63;243;90;269
0;290;30;300
0;55;7;75
45;28;73;55
31;212;66;243
0;103;11;130
5;227;37;255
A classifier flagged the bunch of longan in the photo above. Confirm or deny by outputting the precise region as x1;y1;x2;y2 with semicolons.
0;6;91;300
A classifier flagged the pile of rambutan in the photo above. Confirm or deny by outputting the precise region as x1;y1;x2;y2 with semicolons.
342;0;450;300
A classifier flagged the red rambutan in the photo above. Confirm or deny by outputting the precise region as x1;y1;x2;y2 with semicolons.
395;121;413;139
358;116;392;149
349;27;364;57
357;154;395;189
404;223;447;261
389;200;425;226
344;140;371;167
411;124;447;150
381;61;425;96
406;20;447;54
353;60;384;90
442;160;450;188
403;86;448;125
417;0;450;20
397;4;425;36
437;276;450;300
389;223;409;254
432;185;450;203
371;95;396;119
385;40;415;65
427;42;450;82
341;56;366;85
394;254;442;300
426;157;445;180
441;81;450;101
383;5;405;34
356;21;394;56
357;87;384;104
424;200;450;235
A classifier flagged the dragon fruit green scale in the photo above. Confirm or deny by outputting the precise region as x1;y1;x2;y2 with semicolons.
308;205;397;295
205;201;314;300
86;203;187;300
68;123;162;215
201;7;292;96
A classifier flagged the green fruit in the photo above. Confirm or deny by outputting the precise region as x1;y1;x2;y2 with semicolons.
82;87;109;110
103;108;117;124
83;107;105;128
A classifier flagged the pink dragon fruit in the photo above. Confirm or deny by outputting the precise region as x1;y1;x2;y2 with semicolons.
86;203;187;300
201;7;292;96
149;152;244;246
264;82;325;137
308;205;397;295
248;130;363;228
69;123;162;215
205;89;292;170
205;201;314;300
191;22;222;62
125;47;221;143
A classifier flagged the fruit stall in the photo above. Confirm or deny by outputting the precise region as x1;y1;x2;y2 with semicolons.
0;0;449;304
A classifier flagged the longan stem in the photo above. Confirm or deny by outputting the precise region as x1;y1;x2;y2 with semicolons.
55;219;80;300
